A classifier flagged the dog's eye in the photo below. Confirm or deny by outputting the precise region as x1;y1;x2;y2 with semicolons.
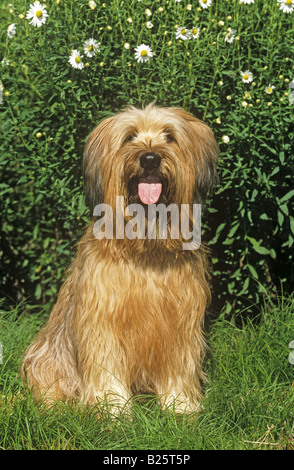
166;134;176;144
123;134;136;145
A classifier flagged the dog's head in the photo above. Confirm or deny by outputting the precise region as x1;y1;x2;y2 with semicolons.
83;104;218;212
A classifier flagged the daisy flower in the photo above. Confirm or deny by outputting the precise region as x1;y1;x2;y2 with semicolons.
26;1;48;27
84;39;100;58
241;70;253;83
222;135;230;143
191;27;200;39
134;44;153;63
199;0;212;8
1;58;10;67
7;23;16;38
240;0;254;4
225;29;236;43
278;0;294;14
89;0;96;9
146;21;154;29
68;50;84;70
176;27;192;40
265;84;275;94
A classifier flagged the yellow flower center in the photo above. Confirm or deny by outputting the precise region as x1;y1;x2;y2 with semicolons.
141;50;148;57
88;45;94;51
75;56;81;63
181;29;186;35
243;74;249;80
286;0;292;5
36;10;43;18
192;28;198;35
202;0;207;3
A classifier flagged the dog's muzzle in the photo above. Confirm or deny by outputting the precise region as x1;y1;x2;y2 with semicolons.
138;153;162;205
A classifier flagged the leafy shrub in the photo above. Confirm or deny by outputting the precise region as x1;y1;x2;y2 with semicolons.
0;0;293;313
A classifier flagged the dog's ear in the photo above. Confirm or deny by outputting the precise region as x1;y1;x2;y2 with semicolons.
83;116;115;211
172;108;219;202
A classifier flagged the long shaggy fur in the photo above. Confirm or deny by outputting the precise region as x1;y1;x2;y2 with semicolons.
21;104;218;412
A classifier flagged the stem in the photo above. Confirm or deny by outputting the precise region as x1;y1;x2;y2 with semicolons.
203;69;218;121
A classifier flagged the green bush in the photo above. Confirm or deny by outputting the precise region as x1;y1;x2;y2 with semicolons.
0;0;293;312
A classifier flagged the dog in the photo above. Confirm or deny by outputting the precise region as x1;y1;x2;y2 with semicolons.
21;104;218;413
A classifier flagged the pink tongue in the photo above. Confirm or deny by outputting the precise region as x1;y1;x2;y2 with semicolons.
138;182;162;205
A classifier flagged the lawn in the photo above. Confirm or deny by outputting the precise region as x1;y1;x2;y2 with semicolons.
0;295;293;450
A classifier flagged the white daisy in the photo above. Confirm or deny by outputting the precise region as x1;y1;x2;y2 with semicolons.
26;1;48;27
89;0;96;9
175;27;192;40
199;0;212;8
7;23;16;38
225;29;236;43
68;50;84;70
83;39;100;58
241;70;253;83
191;27;200;39
278;0;294;14
146;21;154;29
240;0;254;4
1;58;10;67
222;135;230;143
134;44;153;63
265;84;275;94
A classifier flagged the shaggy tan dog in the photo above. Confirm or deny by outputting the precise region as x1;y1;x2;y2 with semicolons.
21;104;218;413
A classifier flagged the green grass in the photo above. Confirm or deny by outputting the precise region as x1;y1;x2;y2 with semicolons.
0;295;293;450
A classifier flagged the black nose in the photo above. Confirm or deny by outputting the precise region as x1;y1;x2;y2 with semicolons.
140;153;161;171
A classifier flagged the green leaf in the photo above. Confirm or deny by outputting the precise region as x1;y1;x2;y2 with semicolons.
35;284;42;300
260;213;270;220
280;189;294;204
226;223;239;240
247;264;258;280
239;276;250;295
278;210;284;226
270;167;280;177
250;189;258;202
246;236;271;256
33;225;39;240
222;238;234;245
290;216;294;235
216;223;226;234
